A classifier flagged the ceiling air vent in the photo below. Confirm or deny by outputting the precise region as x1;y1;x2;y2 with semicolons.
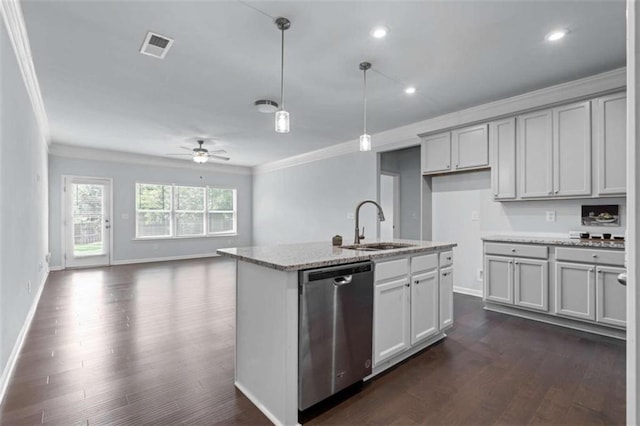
140;31;174;59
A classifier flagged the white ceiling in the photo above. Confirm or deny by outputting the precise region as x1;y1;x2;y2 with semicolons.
22;0;625;167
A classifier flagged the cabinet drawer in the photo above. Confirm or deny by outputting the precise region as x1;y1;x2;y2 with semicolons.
440;251;454;267
411;253;438;273
484;243;548;259
556;247;625;266
375;258;409;282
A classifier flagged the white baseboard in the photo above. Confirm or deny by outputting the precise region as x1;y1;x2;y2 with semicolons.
49;265;63;271
0;268;49;404
110;252;220;266
235;381;298;426
453;286;483;298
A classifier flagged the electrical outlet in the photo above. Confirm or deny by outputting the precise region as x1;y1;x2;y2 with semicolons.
38;261;43;271
477;269;483;281
27;280;32;294
347;212;355;220
546;211;556;222
471;211;480;221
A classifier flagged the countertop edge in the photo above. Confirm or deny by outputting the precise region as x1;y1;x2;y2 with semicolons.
217;243;457;272
482;236;625;249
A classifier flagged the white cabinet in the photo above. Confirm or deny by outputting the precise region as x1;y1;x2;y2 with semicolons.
596;266;626;327
410;270;439;344
518;101;591;199
490;117;516;200
374;276;411;364
439;267;453;329
484;254;548;312
422;124;488;175
553;102;592;197
452;124;489;170
513;258;548;312
596;93;626;196
421;133;451;174
555;262;596;321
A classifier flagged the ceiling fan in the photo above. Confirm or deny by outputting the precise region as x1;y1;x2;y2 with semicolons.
166;140;230;163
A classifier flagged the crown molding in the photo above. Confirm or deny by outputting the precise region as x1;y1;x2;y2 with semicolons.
253;67;626;175
0;0;49;145
49;143;252;175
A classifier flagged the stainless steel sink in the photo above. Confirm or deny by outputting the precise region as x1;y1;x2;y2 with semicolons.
341;242;416;251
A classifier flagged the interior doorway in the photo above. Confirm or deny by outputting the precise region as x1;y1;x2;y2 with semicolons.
380;172;400;240
63;176;112;268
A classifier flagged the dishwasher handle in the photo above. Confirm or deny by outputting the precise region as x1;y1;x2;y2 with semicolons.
333;275;353;286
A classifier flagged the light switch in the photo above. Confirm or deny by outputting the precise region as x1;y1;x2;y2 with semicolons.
546;211;556;222
471;211;479;221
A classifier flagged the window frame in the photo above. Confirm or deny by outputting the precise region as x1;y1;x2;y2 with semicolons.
134;182;238;240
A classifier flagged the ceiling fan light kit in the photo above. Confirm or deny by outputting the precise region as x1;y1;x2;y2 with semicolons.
359;61;372;152
254;99;279;113
275;17;291;134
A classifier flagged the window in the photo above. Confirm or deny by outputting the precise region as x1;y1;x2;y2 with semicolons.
135;183;237;239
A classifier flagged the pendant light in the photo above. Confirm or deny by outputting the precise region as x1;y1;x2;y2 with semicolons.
275;17;291;133
359;62;372;151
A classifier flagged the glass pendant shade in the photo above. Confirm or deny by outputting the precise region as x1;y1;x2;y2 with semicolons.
359;134;372;152
275;110;290;133
193;153;208;163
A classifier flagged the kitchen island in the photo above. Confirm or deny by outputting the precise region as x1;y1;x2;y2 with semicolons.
217;239;456;425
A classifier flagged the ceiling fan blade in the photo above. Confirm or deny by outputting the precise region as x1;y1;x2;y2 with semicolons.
166;153;192;156
209;155;230;161
208;149;227;154
180;146;194;151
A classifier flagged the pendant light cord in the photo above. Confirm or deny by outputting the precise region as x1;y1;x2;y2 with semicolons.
280;27;285;110
363;68;367;134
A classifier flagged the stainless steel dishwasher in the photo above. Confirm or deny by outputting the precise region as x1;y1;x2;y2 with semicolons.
298;261;374;410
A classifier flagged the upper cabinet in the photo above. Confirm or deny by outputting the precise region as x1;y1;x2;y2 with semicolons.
519;101;591;199
490;117;516;200
421;124;488;175
596;93;627;196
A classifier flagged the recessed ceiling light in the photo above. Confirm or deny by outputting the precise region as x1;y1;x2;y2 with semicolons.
371;26;388;39
404;86;416;95
545;29;568;42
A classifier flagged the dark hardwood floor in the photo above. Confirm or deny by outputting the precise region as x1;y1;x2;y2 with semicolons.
0;257;625;425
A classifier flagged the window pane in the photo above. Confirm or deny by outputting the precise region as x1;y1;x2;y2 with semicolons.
137;212;171;237
208;188;234;210
176;212;204;236
72;184;104;256
209;212;234;233
175;186;205;211
137;184;171;210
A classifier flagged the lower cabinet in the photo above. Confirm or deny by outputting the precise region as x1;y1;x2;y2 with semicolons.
555;262;596;321
596;266;626;327
374;276;411;365
484;255;548;312
440;267;454;329
411;270;439;345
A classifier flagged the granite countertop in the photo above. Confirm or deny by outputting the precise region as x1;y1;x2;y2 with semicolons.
482;235;625;249
216;239;457;271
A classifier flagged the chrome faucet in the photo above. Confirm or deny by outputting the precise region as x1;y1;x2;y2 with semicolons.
354;200;386;244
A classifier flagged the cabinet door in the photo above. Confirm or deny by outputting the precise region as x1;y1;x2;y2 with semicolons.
422;133;451;174
553;101;592;197
452;124;489;170
484;255;513;304
519;109;553;198
555;262;596;321
597;93;627;195
410;270;439;345
596;266;626;327
490;117;516;200
439;267;454;330
374;277;411;365
514;258;548;312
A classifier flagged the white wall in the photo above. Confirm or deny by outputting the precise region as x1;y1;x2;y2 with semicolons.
380;146;421;240
432;170;626;294
252;150;378;245
0;19;49;379
48;154;252;268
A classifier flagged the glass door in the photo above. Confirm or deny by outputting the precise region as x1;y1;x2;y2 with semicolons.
64;176;111;268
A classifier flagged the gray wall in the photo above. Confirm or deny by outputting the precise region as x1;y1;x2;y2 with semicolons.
1;21;49;374
432;170;626;294
48;155;252;267
252;151;378;245
380;146;421;240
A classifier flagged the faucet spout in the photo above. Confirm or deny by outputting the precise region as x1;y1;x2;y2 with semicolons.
354;200;386;244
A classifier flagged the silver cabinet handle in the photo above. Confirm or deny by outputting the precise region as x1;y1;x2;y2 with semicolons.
405;283;410;287
515;261;519;265
415;280;419;284
511;248;516;253
592;254;598;258
597;270;602;274
618;273;627;286
589;268;594;273
446;165;450;169
554;190;559;194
